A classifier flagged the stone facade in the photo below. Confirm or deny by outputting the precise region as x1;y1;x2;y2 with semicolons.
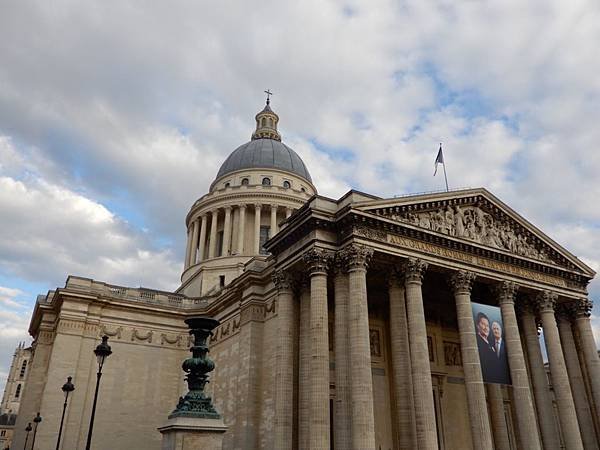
10;104;600;450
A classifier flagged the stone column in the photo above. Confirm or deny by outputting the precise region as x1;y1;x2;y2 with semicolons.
222;206;232;256
537;291;584;450
271;204;278;236
388;270;416;450
557;306;598;450
298;279;311;450
449;271;493;449
189;219;200;267
574;298;600;428
333;257;351;450
487;384;511;450
184;224;192;269
519;298;561;449
404;258;438;450
286;207;292;219
342;244;376;450
273;269;295;450
208;210;219;259
197;214;207;262
303;249;331;450
237;205;246;255
495;282;541;450
253;204;262;255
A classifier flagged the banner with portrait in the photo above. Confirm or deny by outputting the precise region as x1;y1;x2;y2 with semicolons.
472;302;511;385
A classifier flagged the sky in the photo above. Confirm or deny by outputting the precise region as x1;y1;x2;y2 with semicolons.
1;1;600;392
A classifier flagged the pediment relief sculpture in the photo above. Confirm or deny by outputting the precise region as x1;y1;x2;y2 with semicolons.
382;204;554;264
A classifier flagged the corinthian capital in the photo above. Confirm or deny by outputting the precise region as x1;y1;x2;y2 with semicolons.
493;281;519;305
575;298;593;318
338;244;373;272
272;269;294;292
403;258;428;283
449;270;476;294
303;248;332;275
536;291;558;313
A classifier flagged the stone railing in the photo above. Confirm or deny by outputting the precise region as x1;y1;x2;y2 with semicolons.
63;276;209;310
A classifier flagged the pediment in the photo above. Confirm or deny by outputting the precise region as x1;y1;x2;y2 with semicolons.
354;188;594;276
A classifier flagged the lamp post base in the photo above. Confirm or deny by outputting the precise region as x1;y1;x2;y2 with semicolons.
158;416;227;450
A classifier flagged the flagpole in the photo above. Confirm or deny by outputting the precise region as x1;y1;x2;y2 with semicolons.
442;161;449;192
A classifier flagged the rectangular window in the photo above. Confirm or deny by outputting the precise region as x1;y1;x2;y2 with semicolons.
216;231;224;257
19;360;27;378
259;226;270;255
15;384;21;398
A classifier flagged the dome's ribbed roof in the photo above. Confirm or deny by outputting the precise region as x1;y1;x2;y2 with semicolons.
215;138;312;183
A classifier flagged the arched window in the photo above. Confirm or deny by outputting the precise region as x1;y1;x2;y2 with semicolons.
15;384;21;398
300;187;306;192
262;177;271;186
241;178;249;186
224;182;230;188
283;180;291;189
261;118;266;127
268;118;273;127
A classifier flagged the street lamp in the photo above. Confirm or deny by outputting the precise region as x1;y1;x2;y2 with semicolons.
22;423;32;450
85;335;112;450
55;376;75;450
30;412;42;449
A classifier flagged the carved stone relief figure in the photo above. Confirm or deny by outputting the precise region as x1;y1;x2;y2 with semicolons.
385;204;553;263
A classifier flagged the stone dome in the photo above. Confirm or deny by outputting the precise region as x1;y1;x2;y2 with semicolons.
215;138;312;183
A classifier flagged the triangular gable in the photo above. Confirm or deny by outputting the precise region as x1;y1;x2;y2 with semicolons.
352;188;594;276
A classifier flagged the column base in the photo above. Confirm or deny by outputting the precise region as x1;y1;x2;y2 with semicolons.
158;416;227;450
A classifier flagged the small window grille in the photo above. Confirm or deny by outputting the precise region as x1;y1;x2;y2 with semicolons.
262;177;271;186
19;360;27;378
283;180;291;189
241;178;249;186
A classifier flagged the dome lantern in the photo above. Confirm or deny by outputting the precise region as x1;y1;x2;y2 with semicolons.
251;91;281;141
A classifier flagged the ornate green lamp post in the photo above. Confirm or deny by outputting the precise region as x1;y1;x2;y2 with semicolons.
85;335;112;450
56;376;75;450
22;423;32;450
30;412;42;449
169;316;221;419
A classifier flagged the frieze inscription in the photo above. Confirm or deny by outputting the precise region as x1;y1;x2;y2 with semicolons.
386;234;567;288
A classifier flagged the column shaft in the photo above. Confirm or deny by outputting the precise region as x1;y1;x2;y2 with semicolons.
487;384;511;450
521;306;561;449
558;314;598;450
271;204;278;236
496;283;541;450
575;299;600;429
189;219;200;266
286;207;292;219
184;225;192;269
537;292;584;450
298;281;311;450
273;270;295;450
450;271;493;449
237;205;246;255
333;267;351;450
222;207;232;256
344;246;376;450
389;274;416;449
304;249;330;450
197;214;207;262
404;259;438;450
208;210;218;258
253;204;262;255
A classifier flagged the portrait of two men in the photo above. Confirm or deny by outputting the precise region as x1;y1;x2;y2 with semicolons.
472;302;512;385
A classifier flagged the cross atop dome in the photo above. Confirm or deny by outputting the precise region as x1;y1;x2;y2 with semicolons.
252;92;281;141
